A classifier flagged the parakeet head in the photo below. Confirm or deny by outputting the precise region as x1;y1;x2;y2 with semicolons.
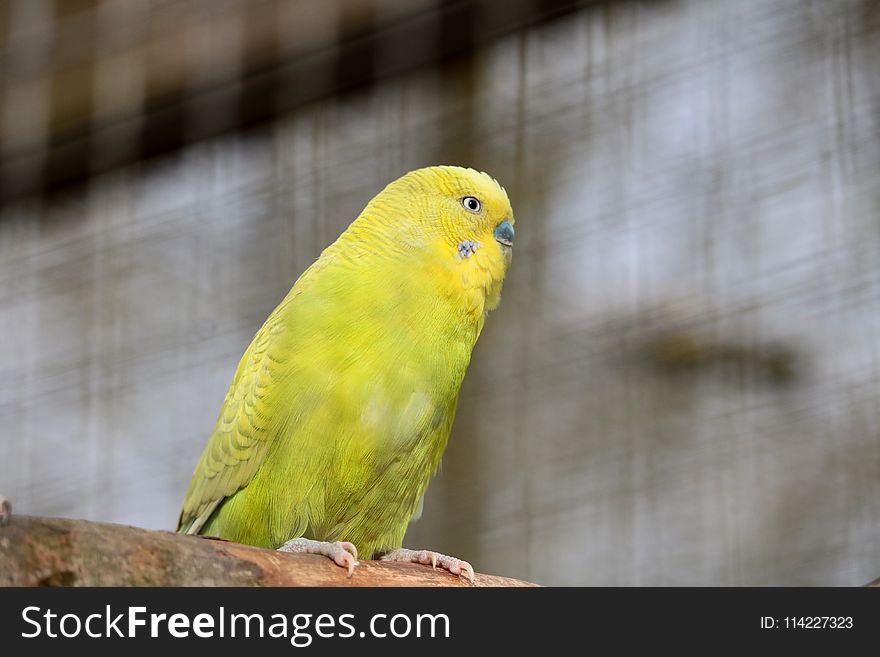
363;166;515;317
333;166;514;322
396;165;515;259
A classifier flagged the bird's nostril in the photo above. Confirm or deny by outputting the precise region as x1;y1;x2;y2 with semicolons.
494;220;515;247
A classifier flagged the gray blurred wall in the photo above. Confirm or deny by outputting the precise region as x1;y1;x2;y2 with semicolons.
1;0;879;585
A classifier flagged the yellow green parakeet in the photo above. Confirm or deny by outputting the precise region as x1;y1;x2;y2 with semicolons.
177;166;514;579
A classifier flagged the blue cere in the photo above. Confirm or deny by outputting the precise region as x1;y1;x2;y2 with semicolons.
493;220;514;247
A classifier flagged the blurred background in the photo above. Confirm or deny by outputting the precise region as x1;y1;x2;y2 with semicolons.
1;0;879;586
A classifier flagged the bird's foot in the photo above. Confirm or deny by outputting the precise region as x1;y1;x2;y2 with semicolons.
277;538;360;577
0;496;10;526
380;548;474;584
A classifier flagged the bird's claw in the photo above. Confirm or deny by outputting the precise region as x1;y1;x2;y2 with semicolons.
330;541;359;577
381;548;475;584
277;538;360;578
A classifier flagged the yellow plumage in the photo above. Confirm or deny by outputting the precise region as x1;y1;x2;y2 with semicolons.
177;166;514;560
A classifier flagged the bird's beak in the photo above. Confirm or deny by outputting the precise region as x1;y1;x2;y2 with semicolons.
494;220;515;248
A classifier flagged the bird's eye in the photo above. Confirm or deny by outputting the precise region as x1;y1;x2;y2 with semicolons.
461;196;482;213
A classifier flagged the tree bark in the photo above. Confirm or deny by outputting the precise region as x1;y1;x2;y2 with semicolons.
0;515;536;587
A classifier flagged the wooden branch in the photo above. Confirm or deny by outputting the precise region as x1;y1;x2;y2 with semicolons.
0;515;536;587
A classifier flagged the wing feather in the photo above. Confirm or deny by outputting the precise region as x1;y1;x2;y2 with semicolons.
177;314;286;534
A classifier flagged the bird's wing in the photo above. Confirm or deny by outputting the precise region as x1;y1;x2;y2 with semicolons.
177;313;287;535
176;253;340;536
